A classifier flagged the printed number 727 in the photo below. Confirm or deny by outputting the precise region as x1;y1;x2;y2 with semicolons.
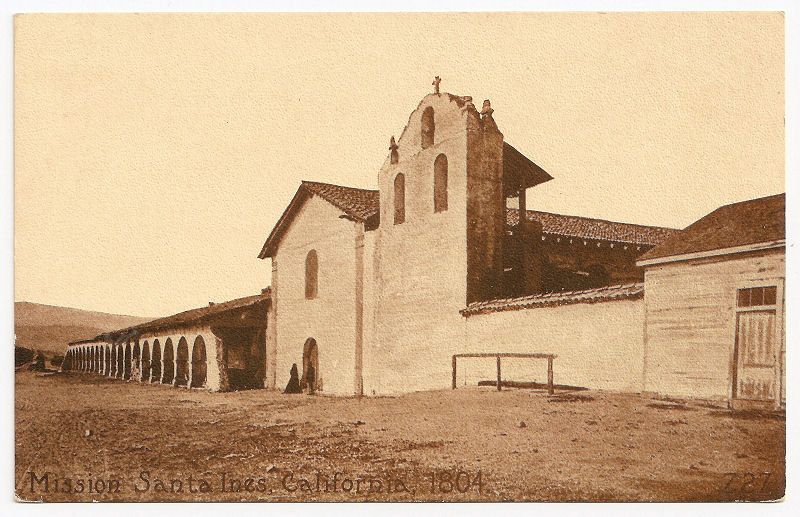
723;472;772;494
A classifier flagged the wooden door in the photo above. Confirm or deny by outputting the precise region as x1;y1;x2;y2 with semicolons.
734;309;777;402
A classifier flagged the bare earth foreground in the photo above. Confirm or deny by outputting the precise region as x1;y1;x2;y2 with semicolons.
15;370;784;502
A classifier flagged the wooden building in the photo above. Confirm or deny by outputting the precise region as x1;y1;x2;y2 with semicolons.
638;194;785;409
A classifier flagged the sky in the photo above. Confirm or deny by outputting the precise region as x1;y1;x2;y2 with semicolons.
14;12;785;317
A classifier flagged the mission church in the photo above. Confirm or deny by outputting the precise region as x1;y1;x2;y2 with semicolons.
258;79;677;396
65;79;785;410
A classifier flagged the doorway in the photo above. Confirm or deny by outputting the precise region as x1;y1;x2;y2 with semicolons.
302;338;319;393
732;285;782;409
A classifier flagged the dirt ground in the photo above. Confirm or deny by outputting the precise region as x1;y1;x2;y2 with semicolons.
15;370;785;502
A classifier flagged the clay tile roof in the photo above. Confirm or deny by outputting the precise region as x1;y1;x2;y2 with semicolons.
261;180;676;259
507;209;678;246
126;291;270;335
68;290;270;345
301;181;379;221
461;283;644;316
638;193;785;263
68;336;108;345
259;181;379;259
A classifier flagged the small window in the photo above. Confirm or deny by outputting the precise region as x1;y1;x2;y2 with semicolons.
305;250;318;299
737;286;778;308
393;173;405;225
737;288;750;307
421;107;435;149
764;286;778;305
434;154;448;212
751;287;764;306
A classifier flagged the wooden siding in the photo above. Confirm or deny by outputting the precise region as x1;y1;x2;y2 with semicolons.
643;249;785;400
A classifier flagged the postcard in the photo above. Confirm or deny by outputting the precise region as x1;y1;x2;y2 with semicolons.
13;11;786;503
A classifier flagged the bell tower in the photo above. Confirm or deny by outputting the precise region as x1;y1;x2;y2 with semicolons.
368;79;511;393
364;78;554;394
375;80;507;306
465;98;506;303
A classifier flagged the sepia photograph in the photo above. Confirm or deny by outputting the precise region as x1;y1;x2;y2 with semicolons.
5;2;796;511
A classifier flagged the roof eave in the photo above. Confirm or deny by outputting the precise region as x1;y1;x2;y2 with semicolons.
68;337;105;346
540;231;663;247
503;142;554;195
96;294;271;341
637;240;786;267
258;187;312;259
259;183;378;259
460;283;644;317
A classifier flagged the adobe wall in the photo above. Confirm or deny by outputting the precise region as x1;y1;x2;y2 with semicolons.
63;339;108;373
137;326;219;390
465;103;505;304
463;298;646;392
63;324;220;390
369;94;472;395
360;229;377;395
643;249;785;400
273;194;360;396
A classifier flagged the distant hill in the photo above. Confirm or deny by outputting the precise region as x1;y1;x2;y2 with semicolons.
14;302;155;355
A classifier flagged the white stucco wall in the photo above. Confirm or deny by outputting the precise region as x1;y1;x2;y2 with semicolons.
368;94;471;395
273;195;361;395
137;326;219;390
65;325;220;390
361;229;378;395
463;298;646;392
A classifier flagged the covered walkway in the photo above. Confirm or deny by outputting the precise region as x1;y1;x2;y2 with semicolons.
62;290;270;392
